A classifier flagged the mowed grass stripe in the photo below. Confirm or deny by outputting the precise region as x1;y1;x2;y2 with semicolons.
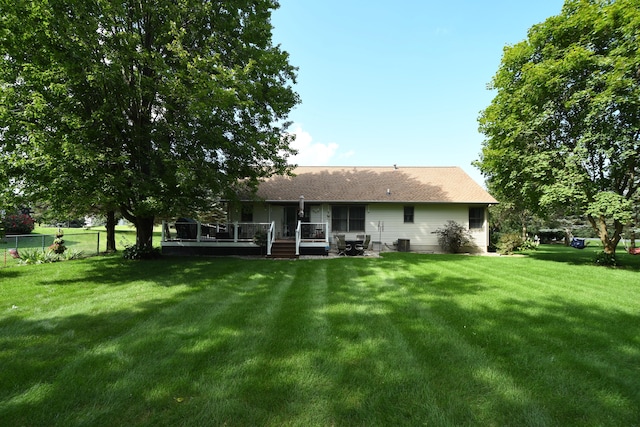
2;252;639;426
363;254;639;425
366;257;550;425
403;254;640;424
107;259;300;426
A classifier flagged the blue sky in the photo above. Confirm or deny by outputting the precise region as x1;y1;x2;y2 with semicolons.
271;0;565;186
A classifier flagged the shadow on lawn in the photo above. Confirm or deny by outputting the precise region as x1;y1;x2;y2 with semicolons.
3;254;639;425
0;257;299;425
371;264;640;425
524;244;640;271
33;254;296;289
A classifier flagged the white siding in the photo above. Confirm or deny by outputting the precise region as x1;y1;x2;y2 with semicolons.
325;203;489;253
248;201;490;253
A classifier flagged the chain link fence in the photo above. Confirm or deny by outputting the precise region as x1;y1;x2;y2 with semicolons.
1;232;100;267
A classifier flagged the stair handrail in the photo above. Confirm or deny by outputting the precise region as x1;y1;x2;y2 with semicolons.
295;220;301;256
267;221;275;256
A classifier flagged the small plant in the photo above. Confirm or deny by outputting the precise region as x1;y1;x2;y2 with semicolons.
18;248;59;264
519;238;539;251
435;220;472;253
49;230;67;254
594;251;617;267
122;244;161;260
61;249;84;260
253;229;268;255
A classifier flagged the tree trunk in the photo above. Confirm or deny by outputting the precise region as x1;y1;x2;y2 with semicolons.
136;216;155;250
105;210;117;252
588;214;621;254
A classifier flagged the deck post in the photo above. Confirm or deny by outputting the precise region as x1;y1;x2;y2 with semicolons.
325;222;329;244
234;222;239;242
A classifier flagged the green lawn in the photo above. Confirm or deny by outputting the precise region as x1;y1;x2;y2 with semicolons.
1;247;639;426
1;226;158;267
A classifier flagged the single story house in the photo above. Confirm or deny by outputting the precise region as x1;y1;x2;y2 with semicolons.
161;166;497;257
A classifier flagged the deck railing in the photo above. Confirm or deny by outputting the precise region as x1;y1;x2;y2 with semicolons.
299;222;328;240
162;220;271;243
267;221;275;256
162;220;329;253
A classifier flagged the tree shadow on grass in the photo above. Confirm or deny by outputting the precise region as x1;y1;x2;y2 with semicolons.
374;278;640;425
0;258;299;425
523;244;640;271
2;254;639;425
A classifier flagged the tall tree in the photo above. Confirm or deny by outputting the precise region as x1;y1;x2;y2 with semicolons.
0;0;299;250
477;0;640;254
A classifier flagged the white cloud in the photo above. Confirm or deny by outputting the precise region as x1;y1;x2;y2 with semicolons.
287;125;339;166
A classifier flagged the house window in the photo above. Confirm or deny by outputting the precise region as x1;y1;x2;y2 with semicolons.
469;207;484;229
332;205;365;232
241;205;253;222
404;206;414;223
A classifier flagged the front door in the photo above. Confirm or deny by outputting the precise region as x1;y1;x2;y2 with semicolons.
284;206;297;238
283;205;309;238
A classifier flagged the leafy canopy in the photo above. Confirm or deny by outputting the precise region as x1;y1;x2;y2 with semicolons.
476;0;640;253
0;0;299;248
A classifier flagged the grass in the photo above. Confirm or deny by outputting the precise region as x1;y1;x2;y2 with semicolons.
0;226;159;267
1;246;639;426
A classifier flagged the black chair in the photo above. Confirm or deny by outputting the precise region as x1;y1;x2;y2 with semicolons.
336;235;350;256
355;235;371;255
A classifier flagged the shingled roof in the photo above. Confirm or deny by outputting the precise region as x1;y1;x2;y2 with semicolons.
254;166;497;204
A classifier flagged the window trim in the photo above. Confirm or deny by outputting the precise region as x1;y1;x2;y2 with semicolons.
331;205;366;232
403;206;414;223
469;207;484;230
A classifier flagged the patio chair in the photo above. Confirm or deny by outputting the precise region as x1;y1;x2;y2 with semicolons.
355;235;371;255
336;235;350;256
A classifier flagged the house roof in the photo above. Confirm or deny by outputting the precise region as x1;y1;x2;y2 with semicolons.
254;166;497;204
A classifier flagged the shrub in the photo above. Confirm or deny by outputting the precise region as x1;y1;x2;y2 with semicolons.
496;232;523;255
61;249;84;261
435;221;472;254
48;230;67;254
122;244;162;260
3;213;35;235
519;238;539;251
594;251;617;267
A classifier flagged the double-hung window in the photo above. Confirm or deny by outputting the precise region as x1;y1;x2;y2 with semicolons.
469;207;484;229
404;206;414;223
332;205;365;232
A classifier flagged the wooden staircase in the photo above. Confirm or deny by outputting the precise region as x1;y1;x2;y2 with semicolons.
268;240;298;259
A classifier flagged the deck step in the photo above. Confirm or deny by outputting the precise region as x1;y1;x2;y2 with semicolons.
268;240;297;259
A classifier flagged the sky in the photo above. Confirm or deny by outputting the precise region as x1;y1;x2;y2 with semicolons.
270;0;566;186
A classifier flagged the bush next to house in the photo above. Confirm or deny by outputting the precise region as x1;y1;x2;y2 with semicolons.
2;213;35;235
435;220;472;253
